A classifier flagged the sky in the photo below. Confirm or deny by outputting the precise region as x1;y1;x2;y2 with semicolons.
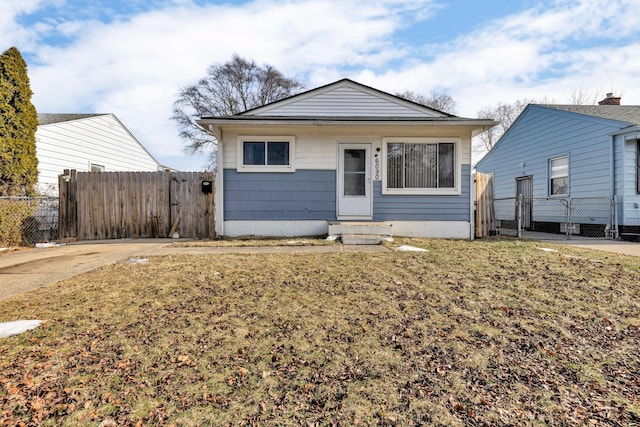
2;0;639;170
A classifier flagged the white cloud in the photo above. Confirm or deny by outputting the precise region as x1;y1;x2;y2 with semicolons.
0;0;48;50
3;0;640;170
19;0;438;169
351;0;640;117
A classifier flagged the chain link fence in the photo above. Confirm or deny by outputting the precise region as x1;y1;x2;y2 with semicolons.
494;196;617;239
0;197;59;247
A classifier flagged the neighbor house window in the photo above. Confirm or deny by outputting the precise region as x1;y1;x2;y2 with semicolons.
549;156;568;196
90;163;105;172
237;136;295;172
383;138;459;195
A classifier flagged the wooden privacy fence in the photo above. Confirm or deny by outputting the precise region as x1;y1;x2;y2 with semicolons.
59;170;215;240
475;172;495;238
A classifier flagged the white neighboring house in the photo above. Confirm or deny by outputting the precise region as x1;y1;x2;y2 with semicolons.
36;113;164;195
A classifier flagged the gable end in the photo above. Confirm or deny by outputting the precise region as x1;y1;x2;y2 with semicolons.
241;79;449;119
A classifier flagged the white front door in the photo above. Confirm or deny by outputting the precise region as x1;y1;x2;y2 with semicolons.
337;143;372;219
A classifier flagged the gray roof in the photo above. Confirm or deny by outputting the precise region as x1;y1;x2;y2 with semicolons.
538;105;640;126
37;113;109;126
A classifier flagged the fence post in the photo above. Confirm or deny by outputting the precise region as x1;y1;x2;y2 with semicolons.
58;169;78;239
566;199;571;240
517;194;523;239
613;195;619;239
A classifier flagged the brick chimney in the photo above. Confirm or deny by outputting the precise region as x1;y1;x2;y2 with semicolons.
598;93;621;105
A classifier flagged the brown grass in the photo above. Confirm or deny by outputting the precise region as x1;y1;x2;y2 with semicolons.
1;238;639;426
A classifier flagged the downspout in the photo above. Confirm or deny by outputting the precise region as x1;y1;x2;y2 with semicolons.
610;134;617;238
470;168;476;240
207;124;224;237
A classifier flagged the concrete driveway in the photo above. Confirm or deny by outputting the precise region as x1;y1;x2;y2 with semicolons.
0;240;179;301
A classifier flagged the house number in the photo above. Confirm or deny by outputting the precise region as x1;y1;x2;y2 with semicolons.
374;155;380;180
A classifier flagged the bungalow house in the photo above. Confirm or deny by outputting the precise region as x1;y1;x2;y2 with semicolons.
198;79;496;239
475;94;640;239
36;113;164;195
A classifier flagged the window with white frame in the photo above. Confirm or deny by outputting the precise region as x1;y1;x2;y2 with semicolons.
90;163;105;172
383;138;459;195
549;156;568;196
236;136;295;172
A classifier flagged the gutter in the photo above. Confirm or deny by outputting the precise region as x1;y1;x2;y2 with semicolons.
198;117;498;128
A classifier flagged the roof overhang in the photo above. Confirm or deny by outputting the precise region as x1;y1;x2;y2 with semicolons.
197;116;498;138
610;125;640;140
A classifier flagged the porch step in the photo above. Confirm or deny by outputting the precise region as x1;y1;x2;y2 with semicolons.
341;234;383;245
328;222;392;237
620;233;640;242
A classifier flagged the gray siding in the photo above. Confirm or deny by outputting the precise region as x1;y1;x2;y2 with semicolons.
373;165;471;221
476;106;624;200
224;169;336;220
249;85;439;118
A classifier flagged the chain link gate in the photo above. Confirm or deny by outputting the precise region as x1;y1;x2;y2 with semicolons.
493;196;617;240
0;197;59;247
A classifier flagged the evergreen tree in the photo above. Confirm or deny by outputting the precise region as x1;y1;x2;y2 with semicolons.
0;47;38;196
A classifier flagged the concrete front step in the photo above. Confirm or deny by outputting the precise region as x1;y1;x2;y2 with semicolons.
341;234;383;245
328;221;392;236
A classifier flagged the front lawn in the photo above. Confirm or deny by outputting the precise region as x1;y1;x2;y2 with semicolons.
1;239;639;426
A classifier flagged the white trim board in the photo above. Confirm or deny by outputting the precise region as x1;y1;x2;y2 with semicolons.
223;220;328;237
223;220;471;239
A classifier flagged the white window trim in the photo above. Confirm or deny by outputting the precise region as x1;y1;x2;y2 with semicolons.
236;135;296;173
549;155;569;196
382;137;461;195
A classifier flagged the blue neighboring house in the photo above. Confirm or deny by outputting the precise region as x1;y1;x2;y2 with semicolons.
198;79;495;238
475;94;640;239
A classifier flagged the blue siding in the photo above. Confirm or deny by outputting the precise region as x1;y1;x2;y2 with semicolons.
225;166;472;222
476;106;625;200
373;164;471;221
224;169;337;220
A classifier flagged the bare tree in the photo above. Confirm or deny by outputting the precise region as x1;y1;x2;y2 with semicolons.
474;86;625;164
475;85;625;154
567;86;625;105
172;54;304;166
396;90;457;114
567;86;600;106
476;99;535;152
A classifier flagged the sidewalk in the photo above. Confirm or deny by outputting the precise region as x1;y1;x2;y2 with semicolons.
552;239;640;257
518;231;640;257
